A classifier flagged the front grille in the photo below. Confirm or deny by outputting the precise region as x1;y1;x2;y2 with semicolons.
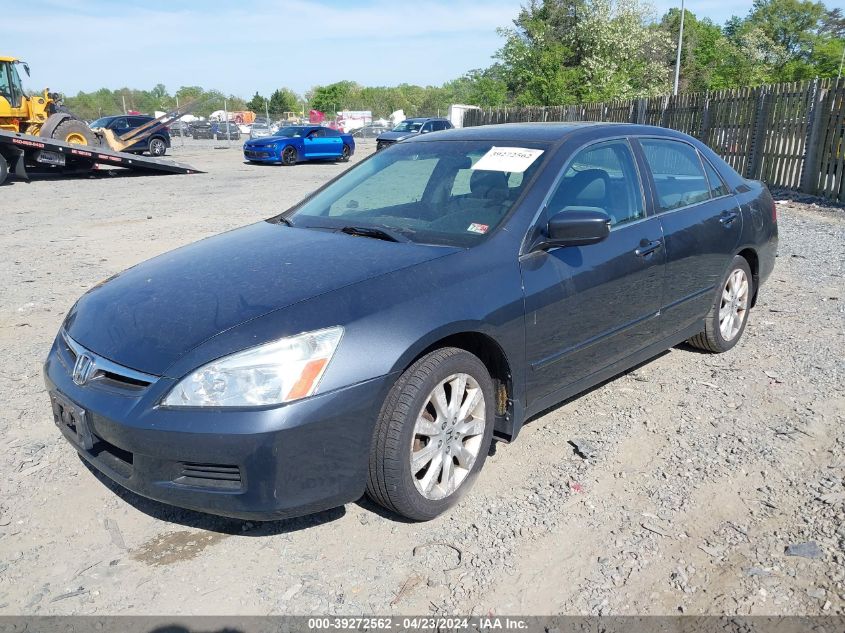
176;463;242;491
245;150;270;158
376;140;392;151
61;330;157;390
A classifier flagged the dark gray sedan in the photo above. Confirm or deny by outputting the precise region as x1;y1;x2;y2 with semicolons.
44;123;777;522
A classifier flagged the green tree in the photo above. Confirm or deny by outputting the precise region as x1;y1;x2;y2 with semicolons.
495;0;671;105
268;87;300;117
246;91;267;114
309;81;356;114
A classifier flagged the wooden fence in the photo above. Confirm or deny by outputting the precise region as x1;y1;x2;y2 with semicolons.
462;78;845;202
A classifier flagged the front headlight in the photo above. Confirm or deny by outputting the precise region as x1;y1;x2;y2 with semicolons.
162;327;343;407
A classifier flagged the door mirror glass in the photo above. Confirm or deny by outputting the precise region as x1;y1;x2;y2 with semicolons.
537;208;611;250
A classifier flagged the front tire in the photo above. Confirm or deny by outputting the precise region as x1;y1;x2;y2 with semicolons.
51;119;97;146
0;156;8;185
688;255;753;353
367;348;495;521
281;146;297;166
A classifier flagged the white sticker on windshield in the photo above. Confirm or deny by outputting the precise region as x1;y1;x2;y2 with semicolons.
471;147;544;173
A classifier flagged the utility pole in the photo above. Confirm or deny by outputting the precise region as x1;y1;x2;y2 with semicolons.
265;97;270;125
673;0;686;96
122;95;127;114
838;43;845;79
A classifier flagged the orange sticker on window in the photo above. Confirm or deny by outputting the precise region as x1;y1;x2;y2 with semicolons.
467;223;489;234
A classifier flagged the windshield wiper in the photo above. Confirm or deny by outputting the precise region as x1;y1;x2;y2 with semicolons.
341;226;408;243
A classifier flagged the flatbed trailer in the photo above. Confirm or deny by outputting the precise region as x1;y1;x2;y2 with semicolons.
0;128;202;185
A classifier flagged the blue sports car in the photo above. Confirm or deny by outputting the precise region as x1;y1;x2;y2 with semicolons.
243;125;355;165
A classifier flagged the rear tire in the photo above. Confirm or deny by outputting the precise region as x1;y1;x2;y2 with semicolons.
366;348;495;521
0;156;8;185
340;144;351;162
688;255;753;353
51;119;97;146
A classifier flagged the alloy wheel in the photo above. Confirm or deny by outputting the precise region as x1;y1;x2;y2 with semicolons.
410;373;486;500
719;268;749;341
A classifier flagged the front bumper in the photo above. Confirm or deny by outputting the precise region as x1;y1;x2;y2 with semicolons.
43;334;393;520
243;147;281;162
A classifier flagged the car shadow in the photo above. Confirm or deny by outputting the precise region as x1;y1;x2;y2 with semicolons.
11;168;156;183
523;349;672;426
80;457;346;536
148;628;244;633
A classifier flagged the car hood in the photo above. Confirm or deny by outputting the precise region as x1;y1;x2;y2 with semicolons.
64;222;454;376
245;136;289;147
377;131;416;142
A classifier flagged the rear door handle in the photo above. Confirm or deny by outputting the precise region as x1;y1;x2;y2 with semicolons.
720;211;739;226
635;239;663;257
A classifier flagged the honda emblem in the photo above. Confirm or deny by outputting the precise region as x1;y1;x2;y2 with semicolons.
72;353;96;386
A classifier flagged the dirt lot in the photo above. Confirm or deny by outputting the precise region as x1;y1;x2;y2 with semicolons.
0;139;843;616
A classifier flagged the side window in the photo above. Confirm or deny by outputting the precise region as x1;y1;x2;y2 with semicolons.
421;122;433;133
325;129;340;137
328;158;438;216
0;65;11;102
111;117;129;130
701;156;730;198
640;139;711;211
433;121;448;131
546;140;644;228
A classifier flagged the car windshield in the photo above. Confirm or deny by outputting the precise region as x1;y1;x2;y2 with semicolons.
392;121;423;132
285;140;549;247
273;127;306;137
90;117;112;128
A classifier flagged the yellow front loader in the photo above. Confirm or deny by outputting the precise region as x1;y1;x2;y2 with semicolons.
0;55;99;146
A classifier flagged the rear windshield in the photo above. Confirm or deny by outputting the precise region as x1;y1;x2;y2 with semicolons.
286;140;549;247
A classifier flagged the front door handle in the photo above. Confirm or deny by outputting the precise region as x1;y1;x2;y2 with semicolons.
720;211;739;226
635;239;663;257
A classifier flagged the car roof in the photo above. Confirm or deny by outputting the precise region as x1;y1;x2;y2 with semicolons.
409;122;690;144
99;114;152;120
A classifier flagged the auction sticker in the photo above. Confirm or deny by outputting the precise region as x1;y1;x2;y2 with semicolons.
467;223;489;234
471;146;544;173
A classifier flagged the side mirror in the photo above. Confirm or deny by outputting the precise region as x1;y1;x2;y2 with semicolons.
535;208;611;251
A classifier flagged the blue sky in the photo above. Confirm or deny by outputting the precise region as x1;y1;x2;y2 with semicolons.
7;0;756;98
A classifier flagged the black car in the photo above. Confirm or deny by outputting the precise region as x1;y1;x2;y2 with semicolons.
376;117;452;150
212;121;241;141
44;123;777;522
168;121;191;137
89;115;171;156
190;121;214;140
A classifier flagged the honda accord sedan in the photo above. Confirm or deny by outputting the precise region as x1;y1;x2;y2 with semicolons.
44;123;777;522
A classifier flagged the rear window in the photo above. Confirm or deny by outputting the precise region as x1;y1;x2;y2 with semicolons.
640;139;711;211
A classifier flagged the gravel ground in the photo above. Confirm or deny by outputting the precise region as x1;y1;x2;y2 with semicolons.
0;140;843;616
